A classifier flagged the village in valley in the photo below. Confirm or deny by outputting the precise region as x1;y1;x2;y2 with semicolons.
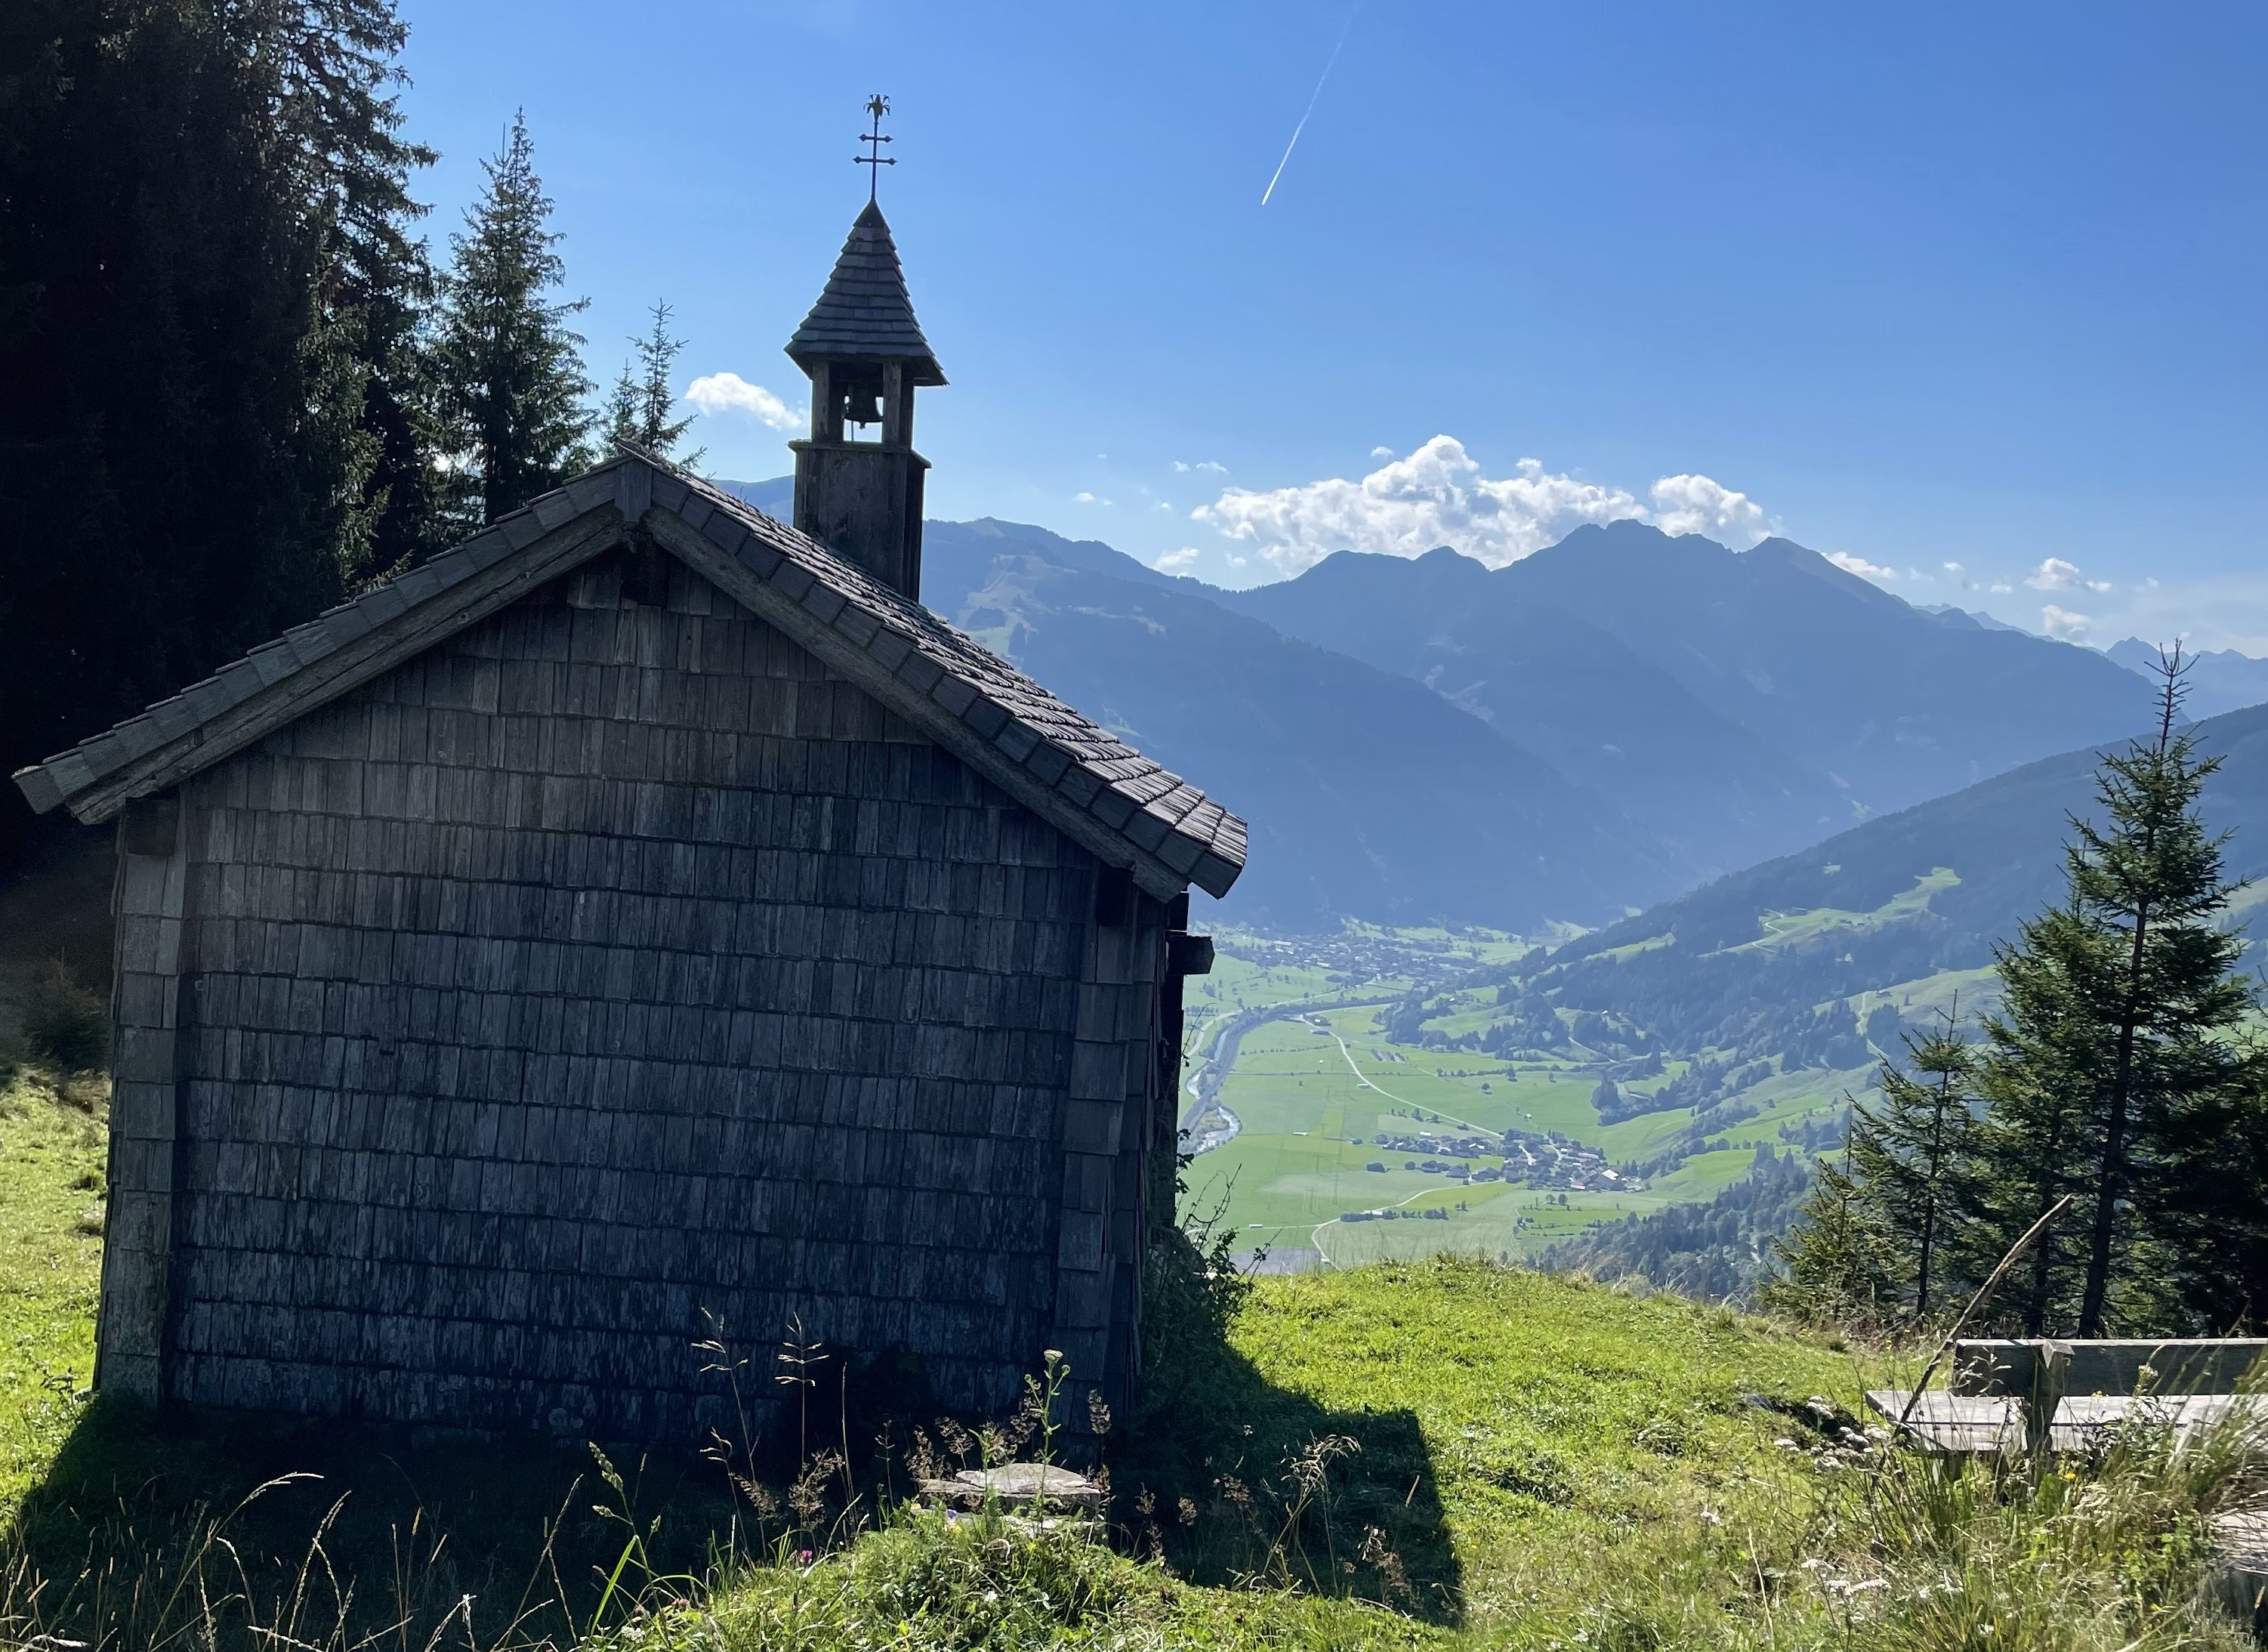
1175;928;1833;1275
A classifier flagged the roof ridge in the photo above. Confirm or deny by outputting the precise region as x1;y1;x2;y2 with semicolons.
14;452;1245;900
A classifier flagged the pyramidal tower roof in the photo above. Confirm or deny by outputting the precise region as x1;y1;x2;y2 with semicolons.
785;199;946;386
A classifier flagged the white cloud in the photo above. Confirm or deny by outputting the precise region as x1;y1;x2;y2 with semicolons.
1649;474;1770;541
1186;437;1774;577
2026;556;2084;591
1157;501;1174;511
1074;491;1097;503
684;372;801;431
1989;582;2013;593
1172;459;1228;474
1944;560;1965;576
1369;445;1394;459
2041;604;2091;640
1156;547;1201;572
1827;551;1896;582
2087;579;2114;593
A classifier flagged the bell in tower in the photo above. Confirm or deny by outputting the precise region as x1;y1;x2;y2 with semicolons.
784;97;945;600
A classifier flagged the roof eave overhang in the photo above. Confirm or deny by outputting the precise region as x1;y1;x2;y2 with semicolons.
13;453;1245;903
13;477;631;826
784;346;946;389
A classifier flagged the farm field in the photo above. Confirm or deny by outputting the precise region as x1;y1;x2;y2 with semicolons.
1181;927;1884;1273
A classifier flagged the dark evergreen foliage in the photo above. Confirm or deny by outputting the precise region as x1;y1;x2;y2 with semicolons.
0;0;434;860
1966;900;2112;1332
1848;1017;1979;1318
431;110;591;527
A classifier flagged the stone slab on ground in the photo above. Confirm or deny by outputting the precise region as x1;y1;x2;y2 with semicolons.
916;1463;1106;1512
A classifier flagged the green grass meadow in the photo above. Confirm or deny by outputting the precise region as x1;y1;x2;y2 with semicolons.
0;1058;2254;1647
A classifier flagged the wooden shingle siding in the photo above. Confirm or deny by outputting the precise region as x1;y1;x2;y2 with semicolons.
147;553;1126;1439
96;815;191;1403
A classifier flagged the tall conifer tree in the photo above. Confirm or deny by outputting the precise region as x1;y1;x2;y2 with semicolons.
1968;653;2257;1335
1850;1016;1979;1319
1967;903;2106;1333
433;111;591;526
274;0;442;580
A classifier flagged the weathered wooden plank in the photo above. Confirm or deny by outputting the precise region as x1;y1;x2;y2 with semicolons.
60;510;625;825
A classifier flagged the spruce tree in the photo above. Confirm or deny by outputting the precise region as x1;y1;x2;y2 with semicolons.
2066;653;2255;1332
1850;1014;1979;1319
1967;653;2256;1335
1967;905;2106;1333
1763;1133;1894;1326
603;301;702;464
433;110;591;526
276;0;442;580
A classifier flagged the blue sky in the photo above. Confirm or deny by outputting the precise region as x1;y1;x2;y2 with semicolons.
397;1;2266;650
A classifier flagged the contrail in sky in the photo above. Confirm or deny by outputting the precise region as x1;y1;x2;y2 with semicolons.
1261;5;1359;206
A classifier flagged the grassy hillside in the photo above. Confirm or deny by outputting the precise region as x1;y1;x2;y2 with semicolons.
0;1052;1860;1642
0;1059;1866;1646
0;1063;2255;1648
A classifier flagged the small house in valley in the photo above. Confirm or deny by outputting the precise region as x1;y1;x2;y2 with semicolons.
12;191;1245;1445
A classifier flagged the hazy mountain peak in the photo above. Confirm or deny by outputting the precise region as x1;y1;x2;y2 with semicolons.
2106;636;2268;718
1541;518;1730;560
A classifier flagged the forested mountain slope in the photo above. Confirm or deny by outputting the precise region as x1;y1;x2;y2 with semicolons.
1460;701;2268;1299
1515;696;2268;1057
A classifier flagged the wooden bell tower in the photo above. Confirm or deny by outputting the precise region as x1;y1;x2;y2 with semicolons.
785;97;946;599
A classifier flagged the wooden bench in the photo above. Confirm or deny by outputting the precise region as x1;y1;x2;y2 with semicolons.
1861;1390;2026;1455
1868;1339;2268;1624
1868;1338;2268;1456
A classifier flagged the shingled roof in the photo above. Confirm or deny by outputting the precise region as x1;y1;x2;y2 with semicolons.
784;200;946;386
11;452;1245;900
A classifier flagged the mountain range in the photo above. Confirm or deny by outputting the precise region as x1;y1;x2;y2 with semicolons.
719;479;2248;934
1220;524;2158;879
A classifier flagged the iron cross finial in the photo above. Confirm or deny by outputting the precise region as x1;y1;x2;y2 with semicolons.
856;94;895;203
